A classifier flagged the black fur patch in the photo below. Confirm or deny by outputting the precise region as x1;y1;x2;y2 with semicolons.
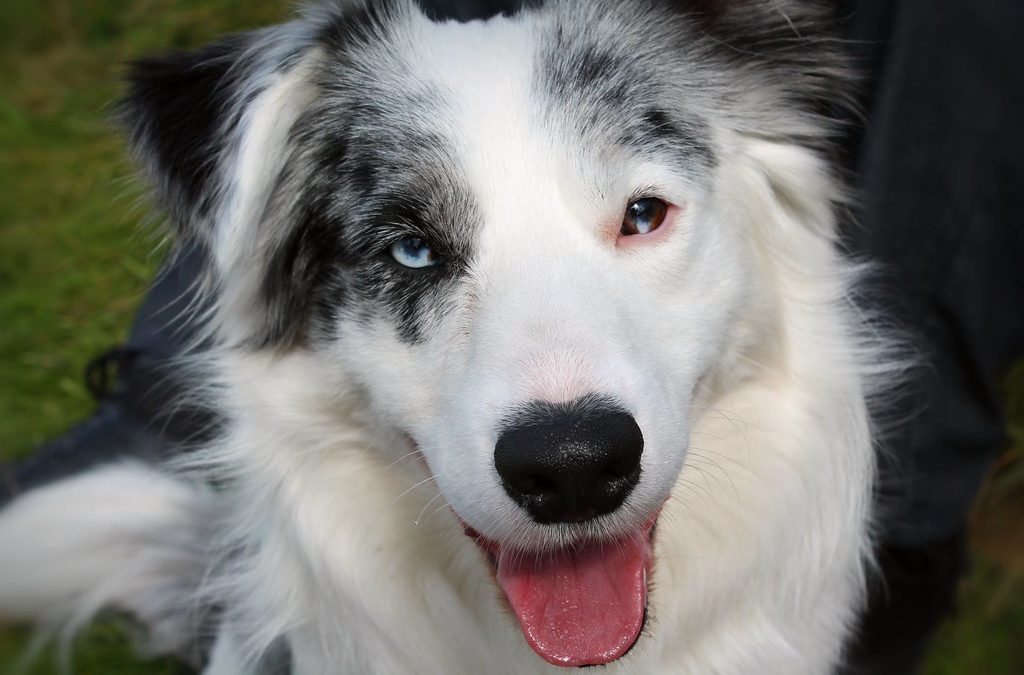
293;122;481;344
318;0;400;57
268;26;482;345
120;34;256;239
620;107;714;169
541;27;633;113
257;192;347;348
415;0;544;23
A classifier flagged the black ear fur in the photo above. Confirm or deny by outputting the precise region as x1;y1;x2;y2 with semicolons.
120;33;259;244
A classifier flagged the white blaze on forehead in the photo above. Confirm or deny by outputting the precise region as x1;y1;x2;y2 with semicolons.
408;13;582;234
401;12;639;408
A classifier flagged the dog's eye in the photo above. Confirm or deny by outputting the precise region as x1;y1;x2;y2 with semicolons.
390;236;442;269
620;197;668;236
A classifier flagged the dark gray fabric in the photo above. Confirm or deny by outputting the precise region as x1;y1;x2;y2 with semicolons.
0;244;216;508
839;1;1024;672
842;0;1024;546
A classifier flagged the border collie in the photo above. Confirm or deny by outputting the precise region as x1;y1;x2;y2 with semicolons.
0;1;897;673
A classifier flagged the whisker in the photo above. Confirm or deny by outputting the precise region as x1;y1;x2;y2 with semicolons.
386;447;424;470
395;475;438;502
413;491;445;525
421;499;454;527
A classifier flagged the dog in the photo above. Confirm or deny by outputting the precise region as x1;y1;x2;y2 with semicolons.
0;1;899;673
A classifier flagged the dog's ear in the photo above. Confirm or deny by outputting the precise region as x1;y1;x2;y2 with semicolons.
120;3;406;349
678;0;844;63
122;32;269;250
666;2;852;239
120;28;325;348
674;0;853;144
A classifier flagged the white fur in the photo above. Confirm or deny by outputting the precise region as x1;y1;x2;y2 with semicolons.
0;4;895;674
213;48;324;346
0;463;215;660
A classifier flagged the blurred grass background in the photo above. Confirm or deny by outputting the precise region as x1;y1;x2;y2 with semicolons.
0;1;1020;673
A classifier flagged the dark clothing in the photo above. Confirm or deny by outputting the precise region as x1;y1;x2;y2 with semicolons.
1;246;214;506
840;1;1024;672
842;0;1024;547
842;532;969;675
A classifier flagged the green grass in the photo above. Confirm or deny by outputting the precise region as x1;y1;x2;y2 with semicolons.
924;558;1024;675
922;362;1024;675
0;1;1021;673
0;624;189;675
0;0;288;461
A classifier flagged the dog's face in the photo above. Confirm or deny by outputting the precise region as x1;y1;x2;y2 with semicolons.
122;0;845;666
316;6;742;536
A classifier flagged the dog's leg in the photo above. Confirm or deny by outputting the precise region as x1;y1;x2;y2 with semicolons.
0;461;214;658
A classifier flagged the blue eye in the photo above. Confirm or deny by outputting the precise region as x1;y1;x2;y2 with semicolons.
389;236;441;269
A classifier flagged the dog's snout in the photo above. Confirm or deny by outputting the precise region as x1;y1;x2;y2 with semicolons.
494;399;643;524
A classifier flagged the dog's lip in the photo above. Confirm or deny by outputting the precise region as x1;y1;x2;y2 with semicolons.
461;511;660;559
461;510;660;667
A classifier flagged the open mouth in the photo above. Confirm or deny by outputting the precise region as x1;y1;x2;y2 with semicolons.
465;516;657;668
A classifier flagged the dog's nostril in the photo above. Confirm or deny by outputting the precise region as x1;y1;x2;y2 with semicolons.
517;474;552;497
494;396;643;525
605;459;638;480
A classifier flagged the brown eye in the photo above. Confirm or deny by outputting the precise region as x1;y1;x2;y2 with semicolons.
620;197;668;236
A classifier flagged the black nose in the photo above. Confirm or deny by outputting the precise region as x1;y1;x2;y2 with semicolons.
494;398;643;524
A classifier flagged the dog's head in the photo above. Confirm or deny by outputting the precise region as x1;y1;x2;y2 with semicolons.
122;0;848;666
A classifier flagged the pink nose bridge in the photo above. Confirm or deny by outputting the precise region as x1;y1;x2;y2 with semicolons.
478;245;622;407
517;343;601;405
499;271;625;403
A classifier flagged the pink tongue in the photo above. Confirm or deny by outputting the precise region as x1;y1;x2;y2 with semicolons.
496;533;649;667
